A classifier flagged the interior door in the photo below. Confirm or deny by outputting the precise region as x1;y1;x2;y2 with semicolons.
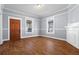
10;19;20;41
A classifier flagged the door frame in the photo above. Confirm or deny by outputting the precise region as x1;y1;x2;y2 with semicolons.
8;16;22;41
0;14;3;44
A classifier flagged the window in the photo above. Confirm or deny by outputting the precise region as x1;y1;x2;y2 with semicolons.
48;20;53;32
26;20;32;32
47;18;54;34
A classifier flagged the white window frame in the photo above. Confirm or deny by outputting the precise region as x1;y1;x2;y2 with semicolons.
46;16;55;34
25;17;33;33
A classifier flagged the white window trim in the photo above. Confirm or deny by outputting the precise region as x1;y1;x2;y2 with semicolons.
46;16;55;34
0;13;3;44
25;17;33;33
8;16;22;41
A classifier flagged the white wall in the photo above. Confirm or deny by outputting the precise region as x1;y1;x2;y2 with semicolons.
67;5;79;49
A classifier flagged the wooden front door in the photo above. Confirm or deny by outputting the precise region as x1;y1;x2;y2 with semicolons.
10;19;20;41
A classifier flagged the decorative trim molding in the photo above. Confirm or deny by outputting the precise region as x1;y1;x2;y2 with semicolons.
40;35;66;41
3;11;26;18
8;16;23;41
41;35;79;49
21;35;39;38
3;35;65;41
3;7;39;18
3;5;71;19
0;41;3;45
54;11;67;17
0;13;3;45
68;5;79;13
2;35;39;42
3;39;9;42
2;35;79;49
25;17;33;33
46;16;55;34
66;40;79;49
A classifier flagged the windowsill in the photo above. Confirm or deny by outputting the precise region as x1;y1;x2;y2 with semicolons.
47;32;54;34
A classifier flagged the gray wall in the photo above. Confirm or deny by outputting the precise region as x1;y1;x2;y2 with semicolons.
0;8;1;43
67;5;79;48
68;5;79;24
0;4;3;44
40;12;68;40
2;4;79;49
3;7;68;41
3;10;40;40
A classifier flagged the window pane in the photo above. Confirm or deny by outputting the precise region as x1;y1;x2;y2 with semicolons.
48;20;53;32
26;20;32;32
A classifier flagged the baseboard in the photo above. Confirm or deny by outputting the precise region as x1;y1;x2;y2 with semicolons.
41;35;79;49
66;40;79;49
2;35;79;49
21;35;40;38
0;41;3;45
3;35;39;41
3;39;9;41
40;35;66;41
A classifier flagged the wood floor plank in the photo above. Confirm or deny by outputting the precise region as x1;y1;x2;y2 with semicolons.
0;36;79;55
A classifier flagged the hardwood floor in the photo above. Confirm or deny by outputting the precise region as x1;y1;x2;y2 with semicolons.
0;36;79;55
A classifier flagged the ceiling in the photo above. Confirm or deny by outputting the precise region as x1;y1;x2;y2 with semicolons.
4;4;69;18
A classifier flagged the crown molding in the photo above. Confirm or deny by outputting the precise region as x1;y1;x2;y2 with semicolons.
67;4;78;12
3;7;40;19
3;4;76;19
41;5;71;19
